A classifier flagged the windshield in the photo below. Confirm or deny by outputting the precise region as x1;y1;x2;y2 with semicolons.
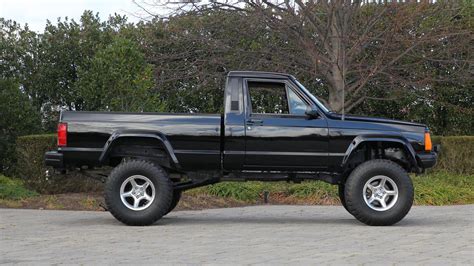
293;78;331;113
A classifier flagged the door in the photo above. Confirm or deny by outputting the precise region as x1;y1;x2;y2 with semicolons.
244;79;329;171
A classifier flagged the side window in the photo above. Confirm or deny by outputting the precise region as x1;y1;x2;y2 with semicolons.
287;88;308;115
248;81;289;114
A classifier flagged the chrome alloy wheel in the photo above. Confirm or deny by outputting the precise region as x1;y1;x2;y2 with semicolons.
363;175;398;212
120;175;155;211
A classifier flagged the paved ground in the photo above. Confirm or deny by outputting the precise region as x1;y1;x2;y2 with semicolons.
1;205;473;265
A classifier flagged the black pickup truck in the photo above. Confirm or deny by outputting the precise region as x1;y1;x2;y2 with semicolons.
45;71;438;226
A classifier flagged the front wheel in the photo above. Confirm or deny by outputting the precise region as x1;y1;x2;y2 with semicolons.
105;160;173;226
338;184;352;215
344;159;414;226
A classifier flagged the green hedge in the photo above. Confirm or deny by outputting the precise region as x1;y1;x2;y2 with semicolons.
15;134;102;194
431;136;474;174
14;134;473;194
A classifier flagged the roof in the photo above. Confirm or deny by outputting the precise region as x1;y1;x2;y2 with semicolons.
227;71;293;79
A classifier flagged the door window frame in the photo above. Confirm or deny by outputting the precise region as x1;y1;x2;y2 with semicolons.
243;78;322;119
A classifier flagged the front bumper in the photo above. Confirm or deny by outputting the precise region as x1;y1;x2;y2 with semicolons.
416;144;440;169
44;151;64;169
417;152;437;169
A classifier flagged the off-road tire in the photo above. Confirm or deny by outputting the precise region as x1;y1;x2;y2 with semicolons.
345;159;414;226
164;190;182;215
338;184;352;215
105;160;173;226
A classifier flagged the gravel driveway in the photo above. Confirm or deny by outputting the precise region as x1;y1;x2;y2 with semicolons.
1;205;473;264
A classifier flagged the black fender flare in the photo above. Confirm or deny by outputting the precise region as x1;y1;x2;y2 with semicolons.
99;130;181;169
341;134;419;171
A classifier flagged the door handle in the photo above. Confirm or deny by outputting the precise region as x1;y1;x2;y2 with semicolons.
247;119;263;126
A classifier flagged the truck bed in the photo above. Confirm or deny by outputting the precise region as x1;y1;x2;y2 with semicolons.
60;111;222;170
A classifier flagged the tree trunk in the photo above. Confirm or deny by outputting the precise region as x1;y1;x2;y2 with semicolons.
327;8;346;113
328;64;345;112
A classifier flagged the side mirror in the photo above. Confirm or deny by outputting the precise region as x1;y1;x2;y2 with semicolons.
305;106;320;119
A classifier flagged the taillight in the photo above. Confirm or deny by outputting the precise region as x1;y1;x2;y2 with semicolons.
424;131;432;152
57;123;67;147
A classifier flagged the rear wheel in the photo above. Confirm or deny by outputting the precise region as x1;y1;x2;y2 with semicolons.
105;160;173;226
164;190;182;215
344;159;413;226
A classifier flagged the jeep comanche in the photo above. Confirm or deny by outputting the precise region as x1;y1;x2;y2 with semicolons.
45;71;438;226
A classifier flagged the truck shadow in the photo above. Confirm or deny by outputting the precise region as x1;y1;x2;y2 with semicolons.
64;209;449;227
68;214;441;227
157;215;360;226
155;213;439;227
63;215;358;227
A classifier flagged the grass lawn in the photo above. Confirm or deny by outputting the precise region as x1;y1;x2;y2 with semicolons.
0;175;38;200
0;171;472;210
188;171;474;205
412;171;474;205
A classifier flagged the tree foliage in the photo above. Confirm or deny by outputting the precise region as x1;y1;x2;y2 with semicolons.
0;3;472;173
76;37;162;112
0;79;42;173
140;1;472;133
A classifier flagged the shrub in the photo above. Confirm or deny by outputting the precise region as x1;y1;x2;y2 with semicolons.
431;136;474;174
15;134;103;194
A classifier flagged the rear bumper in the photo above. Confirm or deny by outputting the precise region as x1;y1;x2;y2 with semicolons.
44;151;64;169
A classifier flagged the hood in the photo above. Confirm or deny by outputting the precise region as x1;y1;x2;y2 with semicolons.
327;113;426;128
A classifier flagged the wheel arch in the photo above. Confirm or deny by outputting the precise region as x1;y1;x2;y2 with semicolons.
341;135;418;173
99;130;181;170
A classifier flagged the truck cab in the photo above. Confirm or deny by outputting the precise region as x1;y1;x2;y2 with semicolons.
222;71;435;174
223;71;329;172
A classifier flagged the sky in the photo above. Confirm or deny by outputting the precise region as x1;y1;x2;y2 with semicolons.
0;0;150;32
